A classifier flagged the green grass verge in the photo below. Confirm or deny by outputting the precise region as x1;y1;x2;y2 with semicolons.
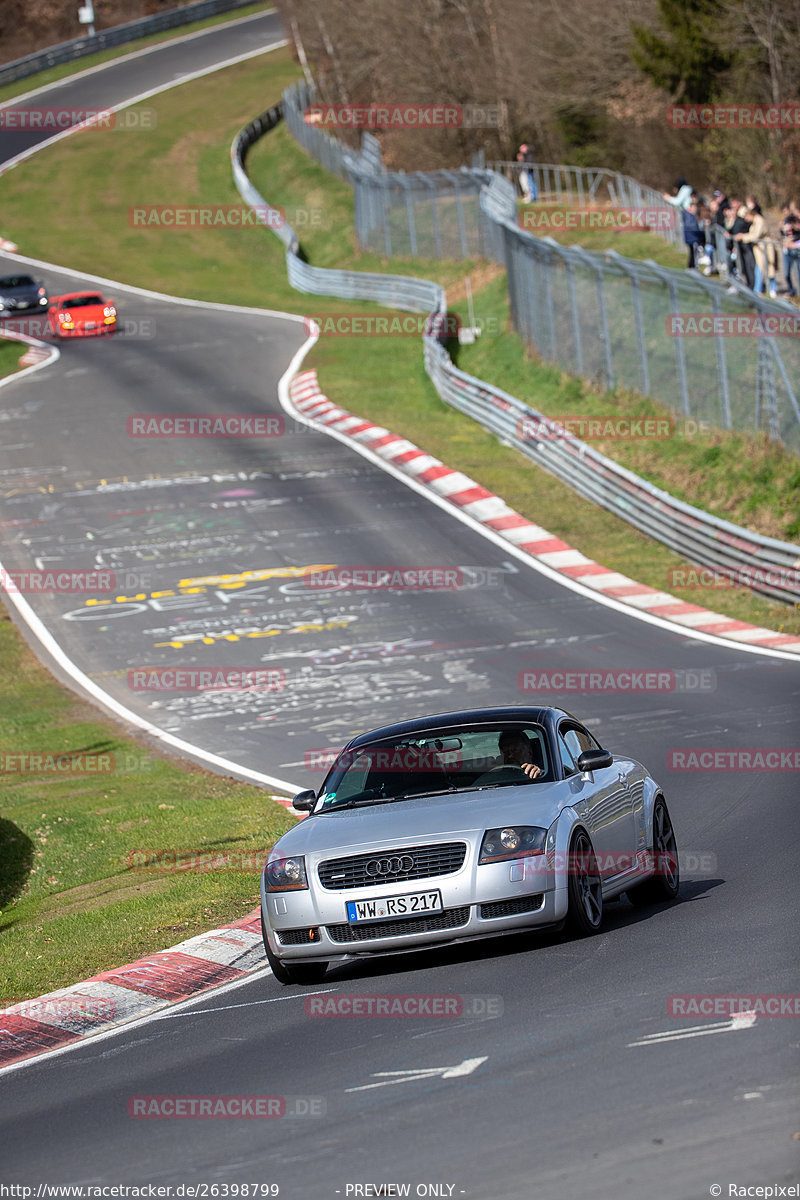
0;610;295;1004
0;2;277;105
0;339;28;380
517;202;687;268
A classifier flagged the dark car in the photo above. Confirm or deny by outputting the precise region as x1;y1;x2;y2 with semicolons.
0;274;49;317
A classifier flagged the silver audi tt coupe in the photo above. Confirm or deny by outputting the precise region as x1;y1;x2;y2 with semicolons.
260;706;679;984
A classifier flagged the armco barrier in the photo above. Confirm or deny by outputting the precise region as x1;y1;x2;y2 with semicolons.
231;106;800;609
0;0;260;88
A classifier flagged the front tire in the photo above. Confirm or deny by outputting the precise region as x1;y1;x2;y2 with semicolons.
261;911;328;985
564;829;603;937
627;796;680;906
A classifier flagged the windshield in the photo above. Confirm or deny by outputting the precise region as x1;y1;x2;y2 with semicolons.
62;295;104;308
317;724;552;811
0;276;35;288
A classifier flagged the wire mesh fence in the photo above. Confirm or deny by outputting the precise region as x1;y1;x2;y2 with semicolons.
281;79;800;455
231;102;800;605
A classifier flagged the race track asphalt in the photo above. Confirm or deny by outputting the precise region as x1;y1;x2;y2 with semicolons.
0;19;798;1199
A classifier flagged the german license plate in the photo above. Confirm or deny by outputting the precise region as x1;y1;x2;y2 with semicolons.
346;890;442;923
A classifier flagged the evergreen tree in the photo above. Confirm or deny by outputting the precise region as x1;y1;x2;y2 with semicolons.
631;0;732;102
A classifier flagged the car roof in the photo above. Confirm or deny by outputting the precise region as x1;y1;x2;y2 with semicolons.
343;706;581;750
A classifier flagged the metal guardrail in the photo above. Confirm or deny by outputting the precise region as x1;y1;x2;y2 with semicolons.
231;104;800;608
0;0;260;88
424;340;800;606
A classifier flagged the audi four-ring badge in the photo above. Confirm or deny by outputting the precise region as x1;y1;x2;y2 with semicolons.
260;706;679;985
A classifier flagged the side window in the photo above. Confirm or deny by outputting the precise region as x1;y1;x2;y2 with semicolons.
558;733;579;777
558;724;601;776
574;725;601;753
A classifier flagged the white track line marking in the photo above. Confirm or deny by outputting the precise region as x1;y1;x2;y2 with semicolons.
627;1012;757;1045
346;1056;488;1092
279;368;800;664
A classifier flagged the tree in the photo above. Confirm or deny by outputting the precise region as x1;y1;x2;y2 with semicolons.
631;0;732;101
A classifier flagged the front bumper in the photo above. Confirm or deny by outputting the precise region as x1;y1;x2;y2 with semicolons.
262;854;567;962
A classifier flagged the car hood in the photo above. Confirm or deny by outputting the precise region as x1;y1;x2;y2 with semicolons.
64;304;106;316
272;782;570;858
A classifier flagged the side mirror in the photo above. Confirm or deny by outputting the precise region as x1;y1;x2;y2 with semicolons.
292;789;317;812
576;749;613;774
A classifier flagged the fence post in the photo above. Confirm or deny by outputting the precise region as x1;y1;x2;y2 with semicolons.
757;334;780;440
629;274;651;396
565;260;583;377
668;281;691;416
710;291;732;429
595;267;615;391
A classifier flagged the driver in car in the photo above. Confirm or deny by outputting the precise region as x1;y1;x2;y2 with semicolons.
498;730;543;779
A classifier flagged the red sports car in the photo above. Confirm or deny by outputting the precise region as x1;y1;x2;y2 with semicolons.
48;291;117;337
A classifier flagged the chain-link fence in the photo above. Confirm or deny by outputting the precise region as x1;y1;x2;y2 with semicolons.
282;81;800;455
232;101;800;604
489;159;684;250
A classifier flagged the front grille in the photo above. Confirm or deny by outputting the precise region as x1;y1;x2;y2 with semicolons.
318;842;467;890
326;906;471;943
480;895;544;919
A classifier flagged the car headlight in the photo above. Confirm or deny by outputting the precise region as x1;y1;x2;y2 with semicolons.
265;853;308;891
103;306;116;317
479;826;547;864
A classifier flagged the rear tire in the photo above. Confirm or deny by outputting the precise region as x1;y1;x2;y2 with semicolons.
564;829;603;937
627;797;680;906
261;911;328;985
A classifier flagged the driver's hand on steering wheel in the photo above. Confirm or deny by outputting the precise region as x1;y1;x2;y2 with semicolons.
519;762;542;779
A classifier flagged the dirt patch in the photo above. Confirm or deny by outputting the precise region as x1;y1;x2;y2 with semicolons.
35;873;175;919
446;263;506;305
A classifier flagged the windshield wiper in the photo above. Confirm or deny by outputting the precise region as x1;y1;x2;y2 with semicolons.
323;793;413;812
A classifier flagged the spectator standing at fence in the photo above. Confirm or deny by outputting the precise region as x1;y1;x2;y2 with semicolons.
695;194;713;271
724;198;749;290
733;201;761;291
662;177;693;210
516;144;537;203
681;195;705;270
703;190;728;275
779;202;800;298
741;198;778;298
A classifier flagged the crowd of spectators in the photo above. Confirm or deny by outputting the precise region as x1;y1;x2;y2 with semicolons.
663;178;800;301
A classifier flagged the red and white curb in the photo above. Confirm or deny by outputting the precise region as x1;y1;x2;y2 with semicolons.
288;369;800;657
0;909;265;1069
